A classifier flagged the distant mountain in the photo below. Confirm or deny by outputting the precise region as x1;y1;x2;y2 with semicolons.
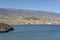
0;8;60;19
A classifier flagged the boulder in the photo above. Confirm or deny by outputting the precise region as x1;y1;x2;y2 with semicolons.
0;23;14;33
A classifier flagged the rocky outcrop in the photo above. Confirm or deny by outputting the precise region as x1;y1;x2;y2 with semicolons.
0;23;14;33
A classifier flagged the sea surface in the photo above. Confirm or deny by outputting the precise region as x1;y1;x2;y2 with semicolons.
0;24;60;40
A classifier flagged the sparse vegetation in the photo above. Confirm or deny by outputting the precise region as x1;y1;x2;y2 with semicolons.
0;8;60;25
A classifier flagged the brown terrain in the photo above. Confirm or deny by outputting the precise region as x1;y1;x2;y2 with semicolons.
0;16;60;25
0;8;60;25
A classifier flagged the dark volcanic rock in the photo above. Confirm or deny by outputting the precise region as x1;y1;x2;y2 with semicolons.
0;23;14;33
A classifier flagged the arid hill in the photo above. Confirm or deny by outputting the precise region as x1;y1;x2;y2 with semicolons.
0;8;60;19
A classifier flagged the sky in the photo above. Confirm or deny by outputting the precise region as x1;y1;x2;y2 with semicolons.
0;0;60;13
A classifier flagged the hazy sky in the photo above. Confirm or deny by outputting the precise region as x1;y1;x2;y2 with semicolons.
0;0;60;13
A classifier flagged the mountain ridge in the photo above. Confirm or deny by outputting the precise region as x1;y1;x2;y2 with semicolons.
0;8;60;19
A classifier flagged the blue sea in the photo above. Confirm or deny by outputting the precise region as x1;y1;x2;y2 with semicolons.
0;25;60;40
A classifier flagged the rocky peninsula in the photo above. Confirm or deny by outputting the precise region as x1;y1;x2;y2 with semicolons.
0;23;14;33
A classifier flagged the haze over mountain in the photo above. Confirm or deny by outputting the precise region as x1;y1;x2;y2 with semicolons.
0;8;60;19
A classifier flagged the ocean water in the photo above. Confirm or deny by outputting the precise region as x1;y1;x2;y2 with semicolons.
0;25;60;40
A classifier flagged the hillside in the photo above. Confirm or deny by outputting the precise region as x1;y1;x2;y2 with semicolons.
0;8;60;25
0;8;60;18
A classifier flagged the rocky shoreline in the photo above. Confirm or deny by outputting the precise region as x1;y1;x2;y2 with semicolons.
0;23;14;33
